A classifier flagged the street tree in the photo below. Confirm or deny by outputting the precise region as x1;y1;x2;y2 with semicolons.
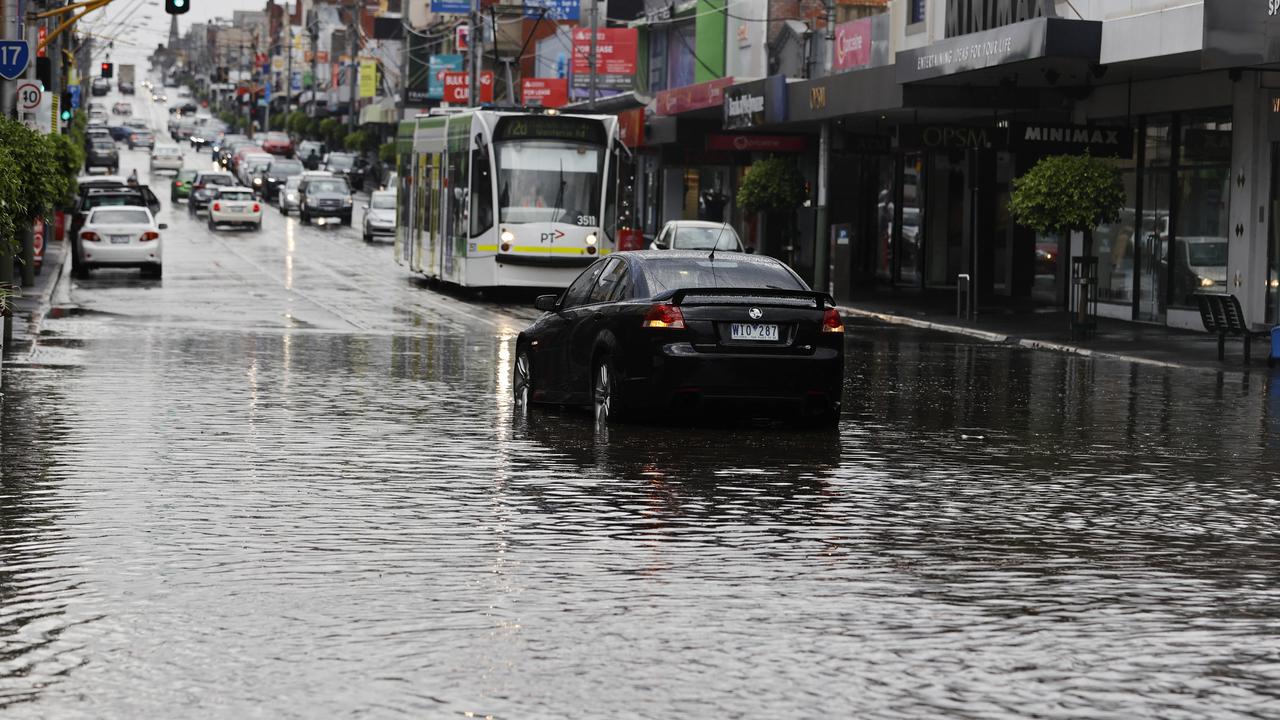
1009;153;1125;238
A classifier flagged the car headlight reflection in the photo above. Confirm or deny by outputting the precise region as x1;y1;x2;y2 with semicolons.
501;229;515;243
585;233;598;246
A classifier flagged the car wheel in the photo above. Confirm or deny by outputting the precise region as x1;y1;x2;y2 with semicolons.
207;217;216;231
363;231;372;242
593;354;624;425
513;349;533;413
145;263;162;279
255;221;262;231
341;213;352;227
300;212;310;226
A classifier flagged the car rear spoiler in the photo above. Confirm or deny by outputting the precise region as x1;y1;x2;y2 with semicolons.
668;288;835;309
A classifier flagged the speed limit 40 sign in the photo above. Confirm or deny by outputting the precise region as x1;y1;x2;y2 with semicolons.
16;81;42;111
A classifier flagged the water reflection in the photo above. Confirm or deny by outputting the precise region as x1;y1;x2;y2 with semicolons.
3;319;1280;717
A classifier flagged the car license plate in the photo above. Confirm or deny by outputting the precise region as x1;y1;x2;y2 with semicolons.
110;235;130;244
729;323;779;341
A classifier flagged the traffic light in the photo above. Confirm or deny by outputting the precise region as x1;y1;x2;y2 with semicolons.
59;92;72;121
101;62;113;78
165;0;190;15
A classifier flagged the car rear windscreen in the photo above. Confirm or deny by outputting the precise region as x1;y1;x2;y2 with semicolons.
643;258;805;293
91;208;150;224
219;191;254;201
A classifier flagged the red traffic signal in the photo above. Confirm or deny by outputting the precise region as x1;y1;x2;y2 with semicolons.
101;62;113;78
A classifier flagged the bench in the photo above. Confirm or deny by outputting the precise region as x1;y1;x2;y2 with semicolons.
1195;293;1272;363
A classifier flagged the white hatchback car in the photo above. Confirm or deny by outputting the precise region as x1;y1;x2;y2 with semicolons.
150;144;184;173
650;220;747;252
76;205;165;278
207;186;263;231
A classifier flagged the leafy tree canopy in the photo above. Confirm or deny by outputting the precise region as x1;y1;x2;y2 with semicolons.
736;156;807;215
1008;153;1125;236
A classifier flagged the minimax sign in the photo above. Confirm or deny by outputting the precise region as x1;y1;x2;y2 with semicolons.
945;0;1057;38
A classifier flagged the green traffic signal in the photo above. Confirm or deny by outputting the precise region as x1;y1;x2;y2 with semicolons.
165;0;190;15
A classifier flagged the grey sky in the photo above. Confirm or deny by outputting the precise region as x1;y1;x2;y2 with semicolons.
81;0;273;67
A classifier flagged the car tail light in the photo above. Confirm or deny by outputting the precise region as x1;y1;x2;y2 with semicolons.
642;303;685;329
194;183;204;190
252;203;260;213
80;231;100;242
140;231;159;241
822;308;845;334
212;202;221;211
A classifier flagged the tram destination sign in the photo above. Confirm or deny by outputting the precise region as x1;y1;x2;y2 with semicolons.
494;116;606;145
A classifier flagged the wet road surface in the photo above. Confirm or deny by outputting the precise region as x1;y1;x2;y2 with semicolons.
3;94;1280;718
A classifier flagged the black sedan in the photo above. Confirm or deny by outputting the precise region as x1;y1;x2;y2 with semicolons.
514;251;845;426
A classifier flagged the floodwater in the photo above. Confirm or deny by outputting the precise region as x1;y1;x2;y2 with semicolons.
4;315;1280;718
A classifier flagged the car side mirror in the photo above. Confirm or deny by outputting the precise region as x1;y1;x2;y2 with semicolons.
158;223;168;230
362;204;369;211
534;294;559;312
746;246;755;254
655;241;668;250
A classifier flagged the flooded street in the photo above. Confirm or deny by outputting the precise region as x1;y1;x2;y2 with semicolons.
3;141;1280;719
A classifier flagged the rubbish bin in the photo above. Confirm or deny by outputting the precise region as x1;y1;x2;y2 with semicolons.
1070;256;1098;340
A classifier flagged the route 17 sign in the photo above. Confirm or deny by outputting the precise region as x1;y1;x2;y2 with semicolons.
0;40;31;80
16;81;42;111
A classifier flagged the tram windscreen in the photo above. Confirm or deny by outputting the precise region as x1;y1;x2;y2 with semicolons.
495;142;603;226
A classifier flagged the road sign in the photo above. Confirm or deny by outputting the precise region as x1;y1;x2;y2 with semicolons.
264;81;272;102
68;84;81;109
0;40;31;80
16;81;42;111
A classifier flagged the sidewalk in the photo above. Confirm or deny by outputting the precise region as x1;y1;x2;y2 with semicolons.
3;240;69;361
837;291;1273;373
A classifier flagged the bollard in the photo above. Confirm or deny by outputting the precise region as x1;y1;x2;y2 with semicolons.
956;273;972;320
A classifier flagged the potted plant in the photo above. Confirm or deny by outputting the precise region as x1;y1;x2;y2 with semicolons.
1008;153;1124;251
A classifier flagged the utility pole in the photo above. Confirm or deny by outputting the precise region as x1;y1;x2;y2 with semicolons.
309;19;317;118
285;22;291;115
346;2;356;133
588;0;598;107
467;0;477;107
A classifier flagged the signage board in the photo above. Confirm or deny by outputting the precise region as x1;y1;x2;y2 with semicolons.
656;76;735;116
832;19;872;71
571;28;638;75
68;84;80;109
443;70;494;104
1204;0;1280;69
944;0;1057;39
898;124;1007;150
456;24;469;53
431;0;470;15
523;0;580;21
723;75;786;130
16;81;42;111
0;40;30;80
428;54;463;100
521;77;568;108
1009;123;1134;158
707;133;806;153
896;17;1100;84
359;61;378;98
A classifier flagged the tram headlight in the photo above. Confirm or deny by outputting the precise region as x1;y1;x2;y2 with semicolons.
585;233;598;246
501;229;514;243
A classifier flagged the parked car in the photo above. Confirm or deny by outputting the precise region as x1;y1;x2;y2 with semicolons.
128;129;156;150
171;168;199;202
323;152;368;191
276;175;304;215
84;138;119;174
513;251;845;426
206;186;263;231
187;171;236;214
91;77;110;96
362;190;397;242
112;101;132;115
69;185;162;273
650;221;746;252
297;175;353;226
255;158;304;201
260;131;294;157
298;141;326;170
149;144;183;173
73;206;165;279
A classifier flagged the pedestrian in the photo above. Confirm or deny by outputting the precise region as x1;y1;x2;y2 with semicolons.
127;169;139;186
